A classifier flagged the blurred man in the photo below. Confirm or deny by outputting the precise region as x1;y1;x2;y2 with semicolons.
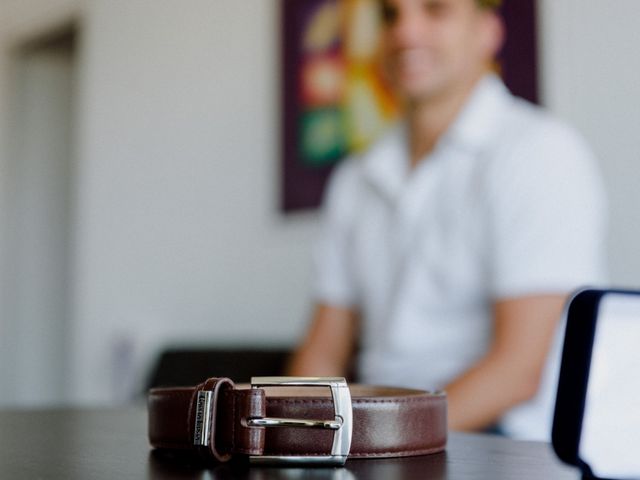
288;0;606;440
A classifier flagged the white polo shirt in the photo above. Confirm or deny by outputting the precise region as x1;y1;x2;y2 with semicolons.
313;75;607;440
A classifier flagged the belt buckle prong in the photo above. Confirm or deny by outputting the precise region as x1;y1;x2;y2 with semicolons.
247;376;353;466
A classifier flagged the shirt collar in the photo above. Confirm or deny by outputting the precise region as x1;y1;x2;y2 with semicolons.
442;73;512;152
361;122;410;202
362;74;512;200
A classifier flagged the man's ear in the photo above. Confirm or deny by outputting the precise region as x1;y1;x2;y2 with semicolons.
479;11;506;61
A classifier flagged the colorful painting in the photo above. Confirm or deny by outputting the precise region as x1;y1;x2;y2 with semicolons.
282;0;538;211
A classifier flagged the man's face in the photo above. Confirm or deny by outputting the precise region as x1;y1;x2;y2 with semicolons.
379;0;500;104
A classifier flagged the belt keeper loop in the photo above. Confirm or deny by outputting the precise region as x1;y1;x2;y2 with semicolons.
192;377;234;462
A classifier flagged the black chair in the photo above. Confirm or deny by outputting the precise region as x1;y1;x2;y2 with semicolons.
146;346;292;389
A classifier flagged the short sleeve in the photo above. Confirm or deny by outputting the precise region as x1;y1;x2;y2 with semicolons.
312;160;361;307
488;119;608;298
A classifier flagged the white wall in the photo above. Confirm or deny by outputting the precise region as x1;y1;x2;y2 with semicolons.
70;0;319;403
1;0;319;405
1;0;640;405
539;0;640;287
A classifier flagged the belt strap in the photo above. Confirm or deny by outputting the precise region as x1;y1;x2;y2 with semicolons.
148;377;447;464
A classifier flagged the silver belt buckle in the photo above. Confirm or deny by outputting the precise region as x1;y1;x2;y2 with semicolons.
247;376;353;466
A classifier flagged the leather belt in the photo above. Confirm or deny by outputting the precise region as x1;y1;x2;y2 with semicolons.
148;376;447;466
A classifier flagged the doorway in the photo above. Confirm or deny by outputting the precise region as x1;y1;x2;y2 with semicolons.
0;27;78;406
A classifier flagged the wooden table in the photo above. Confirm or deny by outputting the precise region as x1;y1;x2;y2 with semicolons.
0;407;578;479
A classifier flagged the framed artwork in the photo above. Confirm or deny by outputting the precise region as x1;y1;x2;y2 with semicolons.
281;0;539;211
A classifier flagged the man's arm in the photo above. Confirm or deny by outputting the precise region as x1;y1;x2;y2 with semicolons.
287;303;360;377
445;294;566;431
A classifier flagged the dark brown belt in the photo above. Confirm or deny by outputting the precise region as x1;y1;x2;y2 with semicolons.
148;376;447;466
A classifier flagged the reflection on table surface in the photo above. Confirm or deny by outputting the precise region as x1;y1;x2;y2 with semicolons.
0;407;577;479
148;449;447;480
